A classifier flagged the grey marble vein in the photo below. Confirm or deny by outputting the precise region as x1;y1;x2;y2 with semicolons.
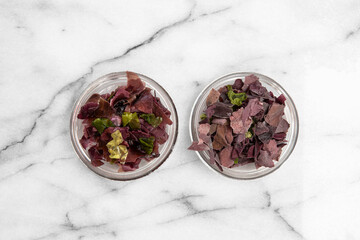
194;80;201;87
161;206;236;224
0;162;35;182
345;23;360;39
259;191;304;238
35;194;205;240
157;193;236;224
92;4;196;65
89;4;231;67
119;193;204;221
189;6;231;22
32;232;60;240
264;191;272;208
63;212;107;232
33;207;110;240
274;208;304;239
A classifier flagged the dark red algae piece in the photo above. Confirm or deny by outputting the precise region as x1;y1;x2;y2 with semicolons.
232;79;244;90
133;89;153;114
230;108;252;135
212;125;232;150
265;103;285;127
150;127;168;144
88;146;104;167
219;146;234;168
153;97;172;125
206;88;221;106
242;98;263;120
110;86;130;107
276;94;286;105
257;150;274;168
122;161;141;172
212;102;233;118
125;71;146;95
263;139;281;161
80;135;96;150
242;74;259;91
77;102;99;119
275;119;290;134
213;118;228;126
254;122;269;136
95;98;116;118
188;142;209;151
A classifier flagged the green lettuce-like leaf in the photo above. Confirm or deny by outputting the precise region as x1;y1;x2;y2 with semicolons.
200;113;207;120
140;113;162;127
122;112;140;129
92;118;115;134
245;131;252;138
139;136;155;155
227;85;247;106
234;158;239;164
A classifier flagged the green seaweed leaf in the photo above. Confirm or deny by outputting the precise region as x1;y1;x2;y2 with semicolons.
227;85;247;106
92;118;115;134
122;112;140;129
140;113;162;127
139;136;155;155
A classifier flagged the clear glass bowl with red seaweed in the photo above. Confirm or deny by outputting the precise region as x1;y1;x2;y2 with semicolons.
189;72;298;179
71;72;178;180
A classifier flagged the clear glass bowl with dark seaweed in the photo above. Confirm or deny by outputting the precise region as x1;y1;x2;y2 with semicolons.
189;72;298;179
71;72;178;180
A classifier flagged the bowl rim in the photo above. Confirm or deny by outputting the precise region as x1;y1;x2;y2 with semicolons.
189;71;299;180
70;71;179;181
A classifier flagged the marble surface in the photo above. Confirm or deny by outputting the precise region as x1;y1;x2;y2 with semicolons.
1;0;360;239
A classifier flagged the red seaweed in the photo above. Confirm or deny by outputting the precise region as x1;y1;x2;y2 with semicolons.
189;74;289;169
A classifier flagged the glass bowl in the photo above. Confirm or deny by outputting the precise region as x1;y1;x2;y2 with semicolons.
189;72;299;180
70;72;178;180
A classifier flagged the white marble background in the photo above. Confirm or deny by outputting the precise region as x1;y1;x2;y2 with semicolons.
0;0;360;239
